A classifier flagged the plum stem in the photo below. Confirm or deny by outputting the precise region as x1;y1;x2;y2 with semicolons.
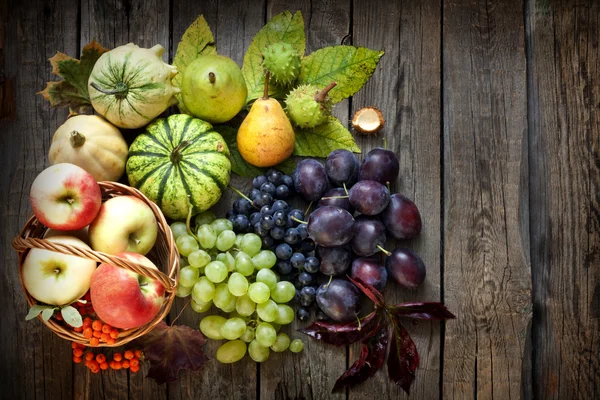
377;245;391;256
323;274;333;289
290;216;307;225
170;298;191;326
356;315;362;331
304;201;313;215
343;182;349;196
383;136;388;150
320;195;349;200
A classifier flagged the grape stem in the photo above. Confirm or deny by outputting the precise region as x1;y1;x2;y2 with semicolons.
170;298;191;326
377;245;391;256
228;185;258;208
290;216;308;225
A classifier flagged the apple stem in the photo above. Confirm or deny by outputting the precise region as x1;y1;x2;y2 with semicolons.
170;298;192;326
67;198;75;204
377;245;391;256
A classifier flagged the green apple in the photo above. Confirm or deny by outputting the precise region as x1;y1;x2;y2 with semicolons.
181;54;247;124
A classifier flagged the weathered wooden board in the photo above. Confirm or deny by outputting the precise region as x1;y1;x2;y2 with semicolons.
527;0;600;398
350;0;443;399
442;0;532;398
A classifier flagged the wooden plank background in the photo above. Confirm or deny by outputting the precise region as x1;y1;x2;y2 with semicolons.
0;0;598;399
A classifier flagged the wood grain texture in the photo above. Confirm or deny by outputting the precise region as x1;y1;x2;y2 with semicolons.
0;0;79;399
350;0;442;399
442;0;532;399
258;2;352;399
527;0;600;398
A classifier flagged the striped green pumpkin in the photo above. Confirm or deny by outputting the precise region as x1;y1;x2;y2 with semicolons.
126;114;231;220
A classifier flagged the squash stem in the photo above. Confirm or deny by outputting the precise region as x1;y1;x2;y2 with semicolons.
90;81;129;99
69;131;86;148
171;140;191;164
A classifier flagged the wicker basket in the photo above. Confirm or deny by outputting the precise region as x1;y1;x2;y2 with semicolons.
12;181;180;347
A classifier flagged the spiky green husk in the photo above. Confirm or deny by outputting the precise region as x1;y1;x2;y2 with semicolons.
285;84;333;128
262;42;301;86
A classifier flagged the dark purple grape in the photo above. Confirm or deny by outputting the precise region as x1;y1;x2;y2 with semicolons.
304;256;320;273
381;194;422;239
272;200;290;213
233;198;252;215
300;286;316;306
325;149;359;186
267;169;283;185
358;147;400;185
288;209;305;226
293;159;329;202
277;261;292;275
260;214;275;230
253;175;268;189
248;188;261;199
284;228;300;244
296;307;310;321
350;257;388;293
282;175;294;188
254;192;273;207
298;272;314;287
226;209;236;220
262;235;275;249
348;180;390;215
260;182;277;196
350;216;386;256
296;238;316;254
296;223;308;240
232;214;250;232
307;206;355;247
260;204;274;215
273;210;287;227
318;187;354;213
316;279;361;322
317;245;353;276
315;309;330;321
290;253;306;269
254;222;269;237
275;185;290;199
385;248;426;289
275;243;293;260
270;226;285;240
249;212;261;225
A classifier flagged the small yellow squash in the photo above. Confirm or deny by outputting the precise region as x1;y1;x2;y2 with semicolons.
48;115;128;182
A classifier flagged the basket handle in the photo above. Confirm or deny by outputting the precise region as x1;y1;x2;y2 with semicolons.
12;236;177;293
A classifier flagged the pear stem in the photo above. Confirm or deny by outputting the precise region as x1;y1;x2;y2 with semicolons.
208;72;216;84
263;71;271;100
315;82;337;103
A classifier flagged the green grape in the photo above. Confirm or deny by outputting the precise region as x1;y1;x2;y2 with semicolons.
220;295;237;313
252;250;277;270
270;281;296;303
270;333;290;353
256;299;279;322
274;304;295;325
176;235;200;257
188;249;211;268
235;234;244;249
216;340;247;364
240;233;262;257
213;283;235;311
195;210;216;226
256;269;278;290
255;322;277;347
248;282;270;304
220;317;247;340
192;277;215;303
235;294;256;316
228;272;249;297
211;218;233;236
235;252;255;276
204;261;228;283
176;284;193;298
248;339;270;363
191;299;212;313
170;221;188;239
216;230;237;252
271;323;281;332
197;224;217;249
179;266;200;288
289;339;304;353
240;326;255;343
216;251;236;272
180;257;190;268
199;315;227;340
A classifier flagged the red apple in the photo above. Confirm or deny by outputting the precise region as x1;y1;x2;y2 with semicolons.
90;252;165;329
30;163;102;230
88;195;158;255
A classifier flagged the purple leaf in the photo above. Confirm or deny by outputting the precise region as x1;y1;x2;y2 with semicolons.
389;302;456;320
298;310;382;346
387;315;419;394
332;326;390;392
347;275;385;307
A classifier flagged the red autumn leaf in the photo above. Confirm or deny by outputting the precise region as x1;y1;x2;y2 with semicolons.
347;275;385;307
136;321;208;384
332;325;389;392
387;315;419;394
389;302;456;320
298;310;381;346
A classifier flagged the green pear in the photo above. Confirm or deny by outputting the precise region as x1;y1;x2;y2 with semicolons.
181;55;247;124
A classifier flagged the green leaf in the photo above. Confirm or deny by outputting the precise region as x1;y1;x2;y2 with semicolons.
41;308;56;322
242;11;305;103
172;15;217;114
276;158;297;175
293;117;361;157
298;46;384;104
213;126;264;177
38;41;109;108
61;306;83;328
26;304;55;321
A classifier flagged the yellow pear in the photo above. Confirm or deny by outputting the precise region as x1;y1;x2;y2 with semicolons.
237;72;295;167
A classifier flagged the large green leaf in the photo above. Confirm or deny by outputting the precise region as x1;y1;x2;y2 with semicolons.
173;15;217;114
293;117;361;157
242;11;305;103
298;46;384;104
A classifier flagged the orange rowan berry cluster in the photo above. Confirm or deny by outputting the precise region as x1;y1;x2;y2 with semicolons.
72;342;143;374
77;317;119;346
